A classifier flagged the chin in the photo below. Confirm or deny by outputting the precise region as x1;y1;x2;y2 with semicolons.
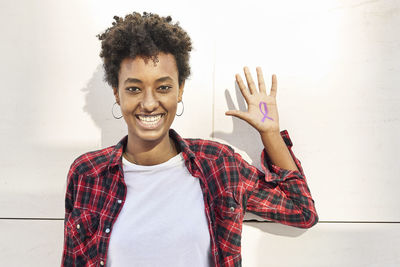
129;127;170;144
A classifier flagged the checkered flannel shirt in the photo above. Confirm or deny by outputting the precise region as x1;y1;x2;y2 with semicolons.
61;129;318;267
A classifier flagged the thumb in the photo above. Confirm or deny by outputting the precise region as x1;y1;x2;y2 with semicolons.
225;110;250;121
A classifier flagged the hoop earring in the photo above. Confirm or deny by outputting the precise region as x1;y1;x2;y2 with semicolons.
112;102;123;119
176;101;184;116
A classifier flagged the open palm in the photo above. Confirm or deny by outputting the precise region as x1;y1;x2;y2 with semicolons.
225;67;280;134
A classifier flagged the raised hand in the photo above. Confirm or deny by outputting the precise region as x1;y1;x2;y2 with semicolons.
225;66;280;134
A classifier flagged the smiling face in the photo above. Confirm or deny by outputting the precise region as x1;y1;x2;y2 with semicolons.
113;53;184;145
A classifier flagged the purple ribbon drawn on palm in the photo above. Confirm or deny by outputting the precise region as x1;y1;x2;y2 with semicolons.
259;101;274;122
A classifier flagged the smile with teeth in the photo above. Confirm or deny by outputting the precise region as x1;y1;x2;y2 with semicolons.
136;114;164;126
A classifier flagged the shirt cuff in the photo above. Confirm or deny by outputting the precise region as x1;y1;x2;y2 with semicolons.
261;129;305;182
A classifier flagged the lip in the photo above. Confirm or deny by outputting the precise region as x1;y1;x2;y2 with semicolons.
135;113;166;130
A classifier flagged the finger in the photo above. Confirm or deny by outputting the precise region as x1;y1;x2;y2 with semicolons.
225;110;251;121
234;81;248;112
270;74;277;97
235;74;250;102
243;66;256;94
256;66;266;93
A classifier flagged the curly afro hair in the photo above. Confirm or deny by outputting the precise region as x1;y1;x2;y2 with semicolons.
97;12;192;88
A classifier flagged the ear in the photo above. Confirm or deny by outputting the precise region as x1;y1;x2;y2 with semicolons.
113;87;120;104
178;81;185;102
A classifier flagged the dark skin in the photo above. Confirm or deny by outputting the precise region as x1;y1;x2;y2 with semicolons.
113;53;184;166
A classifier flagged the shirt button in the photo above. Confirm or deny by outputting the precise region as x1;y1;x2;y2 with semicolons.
76;224;80;229
117;199;122;204
230;206;235;211
105;228;111;233
100;260;104;266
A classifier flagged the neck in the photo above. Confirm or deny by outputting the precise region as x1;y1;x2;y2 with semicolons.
124;132;178;166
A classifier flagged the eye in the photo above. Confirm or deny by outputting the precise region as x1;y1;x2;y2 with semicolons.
158;85;172;92
126;87;140;93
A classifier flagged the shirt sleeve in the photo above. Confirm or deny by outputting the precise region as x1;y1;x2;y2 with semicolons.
238;130;318;228
61;166;76;266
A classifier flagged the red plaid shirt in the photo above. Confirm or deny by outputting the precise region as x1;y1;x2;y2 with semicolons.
61;129;318;267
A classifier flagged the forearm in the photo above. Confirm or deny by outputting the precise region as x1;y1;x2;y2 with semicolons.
260;130;299;171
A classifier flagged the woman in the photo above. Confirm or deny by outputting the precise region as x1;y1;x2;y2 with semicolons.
61;12;318;267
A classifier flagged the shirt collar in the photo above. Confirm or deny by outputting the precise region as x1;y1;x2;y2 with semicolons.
108;135;127;170
169;129;196;161
107;129;196;170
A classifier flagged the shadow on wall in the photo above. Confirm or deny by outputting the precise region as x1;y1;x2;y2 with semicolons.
212;82;264;169
81;64;127;147
246;221;307;237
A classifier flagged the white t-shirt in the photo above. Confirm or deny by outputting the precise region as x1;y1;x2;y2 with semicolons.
106;153;213;267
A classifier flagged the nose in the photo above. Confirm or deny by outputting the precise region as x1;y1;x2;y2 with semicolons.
140;89;159;112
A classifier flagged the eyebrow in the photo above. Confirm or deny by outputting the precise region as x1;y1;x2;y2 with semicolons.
124;76;174;85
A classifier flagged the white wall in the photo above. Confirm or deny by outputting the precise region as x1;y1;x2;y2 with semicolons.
1;0;399;266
